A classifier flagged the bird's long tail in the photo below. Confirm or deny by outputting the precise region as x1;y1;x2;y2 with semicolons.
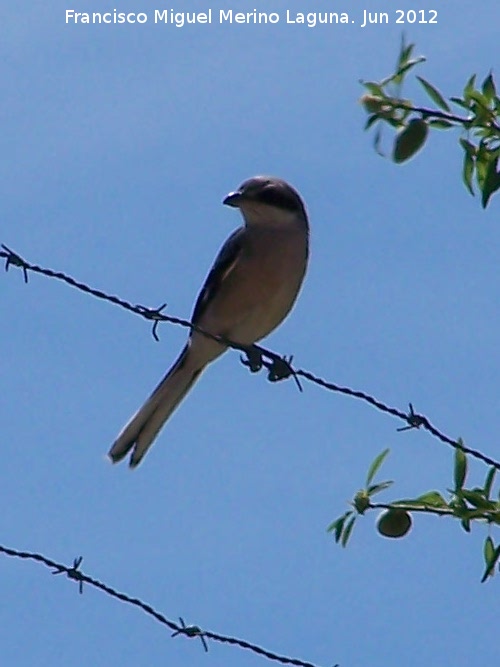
108;344;203;468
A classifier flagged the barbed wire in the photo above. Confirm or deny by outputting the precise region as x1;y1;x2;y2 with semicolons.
2;243;500;471
0;544;329;667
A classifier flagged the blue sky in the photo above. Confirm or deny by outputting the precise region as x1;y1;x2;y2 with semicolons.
2;2;499;666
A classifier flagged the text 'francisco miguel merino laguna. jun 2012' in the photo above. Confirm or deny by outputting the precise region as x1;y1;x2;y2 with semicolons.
65;8;439;28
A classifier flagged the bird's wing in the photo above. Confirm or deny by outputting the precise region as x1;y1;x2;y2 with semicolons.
191;226;245;325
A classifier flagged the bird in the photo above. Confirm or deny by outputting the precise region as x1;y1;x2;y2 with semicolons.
108;175;309;468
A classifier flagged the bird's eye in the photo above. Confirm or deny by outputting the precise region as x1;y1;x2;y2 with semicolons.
257;186;301;212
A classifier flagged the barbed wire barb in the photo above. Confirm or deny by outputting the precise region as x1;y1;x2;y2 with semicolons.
2;243;500;471
2;243;29;282
52;556;85;594
0;544;326;667
171;617;209;652
396;403;425;432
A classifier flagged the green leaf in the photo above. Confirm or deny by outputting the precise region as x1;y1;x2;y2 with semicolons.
461;489;496;511
416;76;451;112
481;155;500;208
390;499;420;508
361;80;386;97
484;536;495;563
393;118;429;163
484;468;497;499
399;37;414;67
326;517;340;534
469;105;491;128
475;143;489;188
396;57;426;80
462;150;475;196
449;495;476;520
393;36;413;75
449;494;467;511
365;448;390;486
334;516;346;543
367;481;394;496
386;117;406;130
459;138;477;157
373;126;384;156
327;511;352;542
391;497;442;509
382;37;424;87
474;126;499;141
414;491;448;508
481;539;500;583
341;515;357;547
327;511;351;533
463;74;477;101
428;119;454;129
454;442;468;491
461;517;471;533
482;72;497;103
450;96;471;110
468;89;491;110
365;114;380;131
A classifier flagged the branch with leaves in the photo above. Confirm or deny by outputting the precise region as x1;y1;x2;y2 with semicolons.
328;445;500;582
360;38;500;208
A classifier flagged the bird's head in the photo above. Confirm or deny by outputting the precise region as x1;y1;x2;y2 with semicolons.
223;176;308;227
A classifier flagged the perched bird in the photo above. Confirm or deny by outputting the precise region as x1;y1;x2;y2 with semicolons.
108;176;309;468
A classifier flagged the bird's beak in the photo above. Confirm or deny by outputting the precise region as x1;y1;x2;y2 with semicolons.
223;190;243;207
